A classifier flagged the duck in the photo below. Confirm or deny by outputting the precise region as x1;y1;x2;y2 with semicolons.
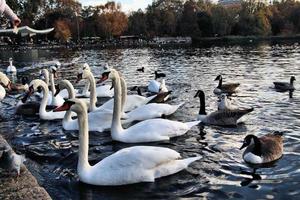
25;79;72;120
217;94;235;110
240;132;283;164
137;67;144;72
194;90;254;126
6;58;17;74
54;98;201;186
273;76;296;91
99;68;200;143
154;71;166;80
214;75;240;94
0;146;26;176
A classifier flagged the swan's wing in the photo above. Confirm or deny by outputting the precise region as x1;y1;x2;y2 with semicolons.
97;146;180;170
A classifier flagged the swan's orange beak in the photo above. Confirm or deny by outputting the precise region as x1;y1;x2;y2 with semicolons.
54;102;71;112
97;75;108;84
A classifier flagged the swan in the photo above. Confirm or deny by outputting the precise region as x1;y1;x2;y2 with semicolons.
6;58;17;74
26;79;72;120
195;90;253;126
148;79;168;93
214;75;240;94
56;80;113;132
117;74;184;124
76;63;114;98
217;94;235;110
0;72;11;100
273;76;296;91
81;68;156;112
240;132;283;164
48;66;64;106
103;68;200;143
54;98;201;186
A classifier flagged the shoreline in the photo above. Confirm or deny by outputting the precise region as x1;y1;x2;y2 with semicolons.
0;135;52;200
0;35;300;51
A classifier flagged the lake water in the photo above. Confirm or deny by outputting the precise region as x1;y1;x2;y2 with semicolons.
0;43;300;200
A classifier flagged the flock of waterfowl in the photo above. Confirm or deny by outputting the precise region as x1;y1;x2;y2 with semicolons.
0;59;295;186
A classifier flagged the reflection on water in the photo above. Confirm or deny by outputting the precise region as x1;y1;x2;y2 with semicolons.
1;44;300;199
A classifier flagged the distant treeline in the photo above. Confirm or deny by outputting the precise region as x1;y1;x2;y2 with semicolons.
3;0;300;42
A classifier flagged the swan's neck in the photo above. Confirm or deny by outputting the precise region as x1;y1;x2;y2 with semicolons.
77;107;91;174
39;82;49;115
112;74;124;136
63;82;75;122
87;73;97;111
120;77;127;112
9;61;13;66
199;94;206;115
50;73;56;95
44;73;49;85
82;80;90;96
218;77;222;88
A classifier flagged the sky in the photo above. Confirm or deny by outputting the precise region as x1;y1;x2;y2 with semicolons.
78;0;152;12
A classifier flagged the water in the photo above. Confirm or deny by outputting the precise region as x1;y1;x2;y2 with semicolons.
1;43;300;199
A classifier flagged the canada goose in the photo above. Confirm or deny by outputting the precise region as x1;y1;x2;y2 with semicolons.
214;75;240;94
137;67;144;72
9;77;29;94
154;71;166;80
54;99;201;186
240;132;283;164
195;90;253;126
273;76;296;91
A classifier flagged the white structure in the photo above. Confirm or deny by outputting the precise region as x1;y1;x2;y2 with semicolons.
0;26;54;37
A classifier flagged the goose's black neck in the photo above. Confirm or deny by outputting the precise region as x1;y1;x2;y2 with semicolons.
218;77;223;88
198;92;206;115
250;136;262;156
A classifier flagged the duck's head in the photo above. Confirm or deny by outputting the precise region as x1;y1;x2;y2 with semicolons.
194;90;205;98
240;135;257;150
214;75;222;81
54;99;87;114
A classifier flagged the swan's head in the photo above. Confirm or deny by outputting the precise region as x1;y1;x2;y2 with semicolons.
194;90;205;98
28;79;47;95
214;75;222;81
55;61;61;68
54;80;71;97
82;63;90;71
50;66;58;78
98;67;117;83
39;69;49;80
54;99;87;114
0;72;12;90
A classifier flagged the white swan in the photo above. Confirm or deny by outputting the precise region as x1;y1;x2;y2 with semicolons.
148;79;168;93
54;98;201;186
217;94;235;110
77;63;114;98
105;69;200;143
27;79;72;120
57;80;113;132
0;72;11;100
6;58;17;74
49;66;64;106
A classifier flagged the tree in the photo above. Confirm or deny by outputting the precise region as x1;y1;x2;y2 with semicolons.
54;19;71;42
128;9;147;36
